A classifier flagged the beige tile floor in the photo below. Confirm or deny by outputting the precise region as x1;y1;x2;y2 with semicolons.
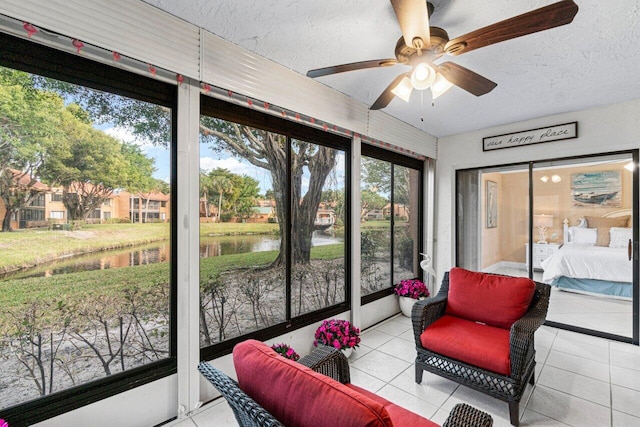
169;314;640;427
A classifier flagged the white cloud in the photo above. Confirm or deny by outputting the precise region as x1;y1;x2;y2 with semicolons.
104;126;154;148
200;156;254;175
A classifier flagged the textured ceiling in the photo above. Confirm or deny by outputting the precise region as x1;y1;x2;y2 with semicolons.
143;0;640;137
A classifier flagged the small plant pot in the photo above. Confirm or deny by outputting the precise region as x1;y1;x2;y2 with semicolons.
398;296;417;317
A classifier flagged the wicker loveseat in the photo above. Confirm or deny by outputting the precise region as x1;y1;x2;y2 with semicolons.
198;339;493;427
412;268;550;426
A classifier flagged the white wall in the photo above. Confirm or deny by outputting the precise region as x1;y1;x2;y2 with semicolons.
435;98;640;282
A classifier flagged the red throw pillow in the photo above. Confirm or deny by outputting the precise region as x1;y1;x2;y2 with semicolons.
233;340;392;427
445;267;535;329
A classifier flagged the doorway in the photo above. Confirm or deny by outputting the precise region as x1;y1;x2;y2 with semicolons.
456;151;639;343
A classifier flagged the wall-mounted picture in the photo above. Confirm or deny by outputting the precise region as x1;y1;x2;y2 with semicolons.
486;180;498;228
571;171;621;207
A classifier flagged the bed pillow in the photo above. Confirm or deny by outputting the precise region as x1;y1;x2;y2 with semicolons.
595;227;611;247
571;227;597;245
609;227;632;248
585;215;630;229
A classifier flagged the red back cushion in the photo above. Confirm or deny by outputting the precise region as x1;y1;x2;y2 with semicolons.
233;340;392;427
446;267;535;329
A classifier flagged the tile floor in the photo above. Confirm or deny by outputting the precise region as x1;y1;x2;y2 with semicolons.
169;314;640;427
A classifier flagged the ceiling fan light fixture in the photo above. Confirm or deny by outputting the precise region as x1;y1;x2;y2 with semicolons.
431;72;454;99
410;63;435;90
391;76;413;102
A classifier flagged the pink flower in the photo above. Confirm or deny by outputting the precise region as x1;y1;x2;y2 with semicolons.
0;419;8;427
393;278;429;299
314;319;361;350
271;343;300;361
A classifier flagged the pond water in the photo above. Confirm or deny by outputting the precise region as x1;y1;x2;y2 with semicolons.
1;231;344;281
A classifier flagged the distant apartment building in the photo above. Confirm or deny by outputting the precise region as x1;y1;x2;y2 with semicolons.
0;173;171;229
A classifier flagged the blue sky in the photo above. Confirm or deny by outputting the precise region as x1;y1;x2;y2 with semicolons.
104;126;346;195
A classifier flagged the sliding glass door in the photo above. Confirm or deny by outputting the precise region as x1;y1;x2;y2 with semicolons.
456;164;530;279
456;151;638;342
533;154;636;339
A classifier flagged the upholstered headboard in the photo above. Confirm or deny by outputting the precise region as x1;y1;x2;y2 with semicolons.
563;209;632;244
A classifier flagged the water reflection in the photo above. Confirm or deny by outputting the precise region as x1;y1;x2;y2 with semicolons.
2;231;343;281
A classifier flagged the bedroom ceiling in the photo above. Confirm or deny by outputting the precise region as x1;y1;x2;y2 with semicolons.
142;0;640;138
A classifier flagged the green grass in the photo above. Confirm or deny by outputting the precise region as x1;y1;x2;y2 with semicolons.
200;222;279;235
0;262;169;309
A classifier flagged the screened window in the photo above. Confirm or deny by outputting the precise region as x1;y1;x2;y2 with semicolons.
28;193;45;207
361;148;423;299
198;97;349;356
0;33;176;425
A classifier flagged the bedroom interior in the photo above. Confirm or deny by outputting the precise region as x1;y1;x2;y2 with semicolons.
2;0;640;426
472;154;634;338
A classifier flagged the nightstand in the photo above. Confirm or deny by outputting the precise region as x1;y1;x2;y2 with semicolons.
525;243;561;271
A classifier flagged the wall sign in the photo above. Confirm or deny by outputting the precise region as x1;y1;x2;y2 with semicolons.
483;122;578;152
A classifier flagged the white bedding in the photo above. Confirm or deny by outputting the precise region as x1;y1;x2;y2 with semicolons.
541;244;632;284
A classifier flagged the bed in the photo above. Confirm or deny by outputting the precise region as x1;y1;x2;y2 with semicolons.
540;209;633;299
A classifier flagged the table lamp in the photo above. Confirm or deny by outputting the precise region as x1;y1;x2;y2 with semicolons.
533;214;554;244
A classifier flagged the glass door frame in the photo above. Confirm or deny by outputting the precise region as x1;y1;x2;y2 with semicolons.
455;149;639;345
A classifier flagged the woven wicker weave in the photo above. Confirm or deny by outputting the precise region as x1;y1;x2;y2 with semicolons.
197;361;284;427
413;271;550;427
443;403;493;427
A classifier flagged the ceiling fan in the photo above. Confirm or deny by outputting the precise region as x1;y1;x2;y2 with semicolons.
306;0;579;110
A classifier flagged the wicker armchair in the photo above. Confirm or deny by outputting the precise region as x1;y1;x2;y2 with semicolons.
413;271;550;426
199;344;492;427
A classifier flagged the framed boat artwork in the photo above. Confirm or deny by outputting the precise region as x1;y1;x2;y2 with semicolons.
571;171;621;207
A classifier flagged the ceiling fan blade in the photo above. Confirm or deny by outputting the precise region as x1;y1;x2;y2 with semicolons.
370;73;409;110
444;0;578;56
307;59;398;78
437;62;497;96
390;0;430;49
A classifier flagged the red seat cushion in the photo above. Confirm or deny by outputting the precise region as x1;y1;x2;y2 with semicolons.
446;267;535;329
421;314;511;376
233;340;393;427
346;384;440;427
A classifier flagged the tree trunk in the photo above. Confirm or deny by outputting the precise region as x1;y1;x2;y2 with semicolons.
2;208;13;232
271;145;336;266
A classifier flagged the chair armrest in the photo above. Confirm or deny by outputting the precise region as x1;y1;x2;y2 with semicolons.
299;345;350;384
412;296;447;347
509;282;551;378
443;403;493;427
197;362;285;427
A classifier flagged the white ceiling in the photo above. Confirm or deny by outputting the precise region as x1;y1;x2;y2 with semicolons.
143;0;640;138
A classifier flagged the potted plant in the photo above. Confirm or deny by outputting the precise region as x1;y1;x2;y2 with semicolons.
271;343;301;361
313;319;361;358
394;278;430;317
